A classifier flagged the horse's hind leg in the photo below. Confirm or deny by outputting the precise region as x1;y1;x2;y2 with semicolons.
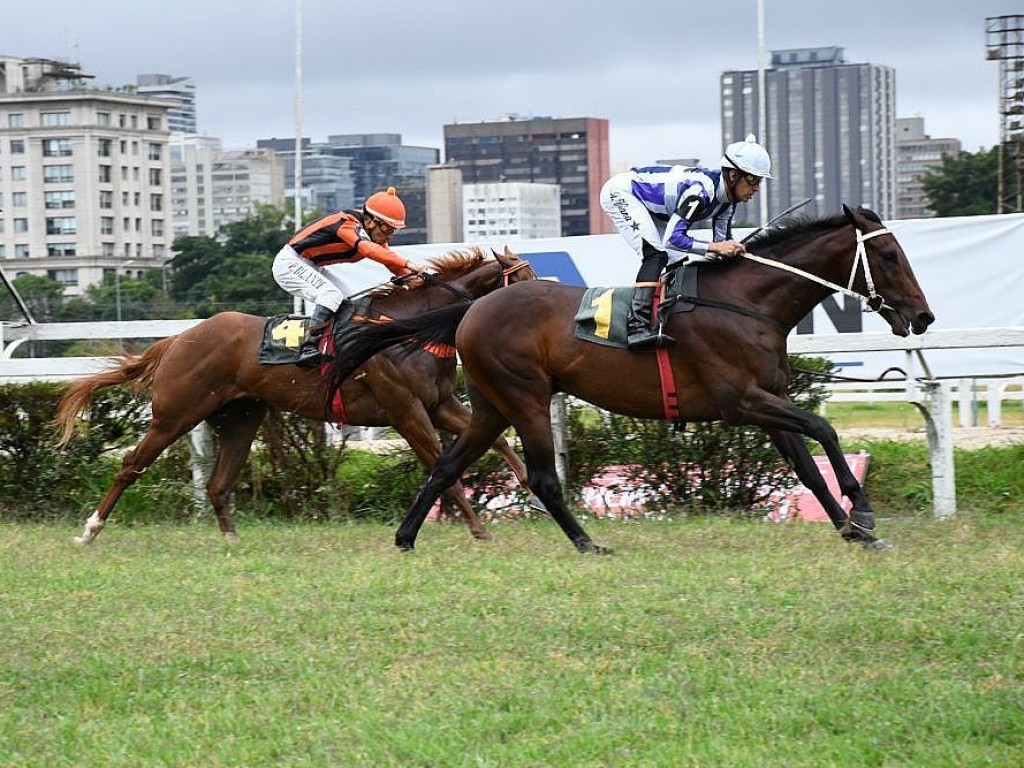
204;398;268;543
514;410;609;555
468;374;606;554
74;417;203;545
396;407;511;550
432;394;542;510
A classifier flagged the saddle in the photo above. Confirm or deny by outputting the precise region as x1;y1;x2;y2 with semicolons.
573;267;698;349
258;300;359;366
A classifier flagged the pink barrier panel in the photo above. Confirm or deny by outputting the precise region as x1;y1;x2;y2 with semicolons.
428;452;870;524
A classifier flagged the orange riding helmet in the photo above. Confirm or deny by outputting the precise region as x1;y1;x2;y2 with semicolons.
363;186;407;229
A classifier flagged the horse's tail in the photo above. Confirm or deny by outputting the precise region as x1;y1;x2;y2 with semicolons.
54;335;178;448
324;302;471;401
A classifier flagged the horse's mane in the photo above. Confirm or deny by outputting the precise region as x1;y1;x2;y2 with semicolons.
366;246;489;298
745;207;881;256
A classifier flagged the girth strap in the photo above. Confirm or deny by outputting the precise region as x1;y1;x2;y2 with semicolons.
655;345;679;420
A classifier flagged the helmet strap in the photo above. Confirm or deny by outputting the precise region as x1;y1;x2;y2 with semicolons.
723;168;741;202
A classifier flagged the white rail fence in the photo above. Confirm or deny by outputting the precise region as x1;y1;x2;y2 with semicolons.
4;321;1024;520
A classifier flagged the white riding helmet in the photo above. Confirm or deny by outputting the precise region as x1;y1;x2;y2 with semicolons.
721;133;773;179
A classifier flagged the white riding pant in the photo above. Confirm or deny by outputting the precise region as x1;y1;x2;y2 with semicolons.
600;175;687;266
272;245;347;313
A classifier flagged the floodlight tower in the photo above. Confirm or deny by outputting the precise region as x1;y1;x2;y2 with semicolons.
986;15;1024;214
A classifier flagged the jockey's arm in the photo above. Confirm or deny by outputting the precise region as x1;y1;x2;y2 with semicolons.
356;239;415;276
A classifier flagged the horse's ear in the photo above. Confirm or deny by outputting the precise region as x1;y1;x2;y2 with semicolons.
493;245;516;266
842;203;858;227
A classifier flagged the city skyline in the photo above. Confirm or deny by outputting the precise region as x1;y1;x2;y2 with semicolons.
6;1;1019;170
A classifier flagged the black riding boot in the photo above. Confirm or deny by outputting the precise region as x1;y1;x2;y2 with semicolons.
627;285;674;349
626;248;675;350
296;305;335;368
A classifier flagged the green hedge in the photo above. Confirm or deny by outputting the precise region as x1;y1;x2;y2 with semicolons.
0;357;835;525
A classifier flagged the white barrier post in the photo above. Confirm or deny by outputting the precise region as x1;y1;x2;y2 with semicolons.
188;423;214;516
550;393;569;489
914;380;957;520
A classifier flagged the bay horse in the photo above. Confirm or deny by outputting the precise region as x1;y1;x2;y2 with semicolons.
55;247;537;545
324;205;935;553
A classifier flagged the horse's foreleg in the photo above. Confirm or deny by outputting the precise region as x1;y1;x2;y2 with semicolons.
391;423;487;544
205;399;267;544
767;427;890;550
490;436;545;511
810;427;889;548
440;483;492;541
768;429;849;530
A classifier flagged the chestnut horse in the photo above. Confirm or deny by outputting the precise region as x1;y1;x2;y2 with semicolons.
324;205;935;553
55;247;536;545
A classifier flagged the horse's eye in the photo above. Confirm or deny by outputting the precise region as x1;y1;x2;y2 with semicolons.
880;250;898;264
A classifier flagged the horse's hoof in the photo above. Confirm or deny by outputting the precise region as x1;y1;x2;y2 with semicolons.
471;529;493;541
395;542;415;553
577;541;613;555
840;523;893;552
848;510;877;532
222;532;240;546
863;538;894;552
72;535;94;546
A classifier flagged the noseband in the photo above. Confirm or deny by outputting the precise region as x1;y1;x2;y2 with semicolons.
847;228;892;313
743;227;894;313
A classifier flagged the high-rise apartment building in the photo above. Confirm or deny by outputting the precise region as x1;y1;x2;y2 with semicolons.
136;74;197;134
257;137;355;217
721;47;897;222
463;182;562;240
442;115;612;237
323;134;438;245
169;135;285;238
895;117;960;219
0;56;171;296
257;134;438;245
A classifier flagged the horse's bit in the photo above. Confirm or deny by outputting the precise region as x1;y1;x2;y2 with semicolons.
743;227;895;313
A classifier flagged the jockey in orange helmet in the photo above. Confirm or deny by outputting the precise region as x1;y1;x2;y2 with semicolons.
272;187;427;367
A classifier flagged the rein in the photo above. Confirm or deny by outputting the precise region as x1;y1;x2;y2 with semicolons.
743;227;894;313
352;256;531;305
673;294;787;330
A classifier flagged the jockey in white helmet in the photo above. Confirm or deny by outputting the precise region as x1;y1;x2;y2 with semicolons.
599;134;772;349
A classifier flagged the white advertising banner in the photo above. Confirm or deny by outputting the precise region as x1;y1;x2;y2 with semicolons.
388;212;1024;379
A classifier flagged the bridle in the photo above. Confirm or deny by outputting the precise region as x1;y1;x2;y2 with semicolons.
743;226;895;313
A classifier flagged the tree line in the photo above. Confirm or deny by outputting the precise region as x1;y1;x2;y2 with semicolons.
0;203;299;327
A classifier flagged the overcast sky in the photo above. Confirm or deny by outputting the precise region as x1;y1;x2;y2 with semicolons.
8;0;1022;169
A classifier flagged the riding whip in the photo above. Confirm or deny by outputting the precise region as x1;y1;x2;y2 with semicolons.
740;197;812;244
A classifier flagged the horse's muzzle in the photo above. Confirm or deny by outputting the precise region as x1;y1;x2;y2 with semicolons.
911;310;935;335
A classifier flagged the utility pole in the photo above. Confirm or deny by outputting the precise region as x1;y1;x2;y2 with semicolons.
293;0;305;315
757;0;769;226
